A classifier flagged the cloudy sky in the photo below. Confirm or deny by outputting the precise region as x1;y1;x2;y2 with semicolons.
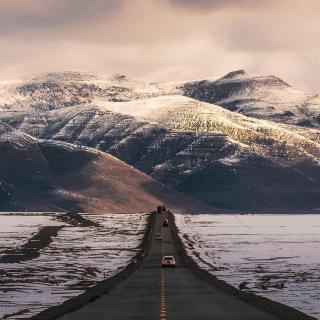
0;0;319;92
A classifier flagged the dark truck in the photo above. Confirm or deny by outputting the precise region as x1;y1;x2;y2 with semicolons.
157;205;167;214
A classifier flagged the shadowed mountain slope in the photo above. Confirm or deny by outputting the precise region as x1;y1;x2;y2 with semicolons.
0;122;213;213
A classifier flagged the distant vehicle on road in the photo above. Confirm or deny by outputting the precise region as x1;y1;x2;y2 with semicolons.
162;256;176;268
162;219;169;227
155;233;162;240
157;206;167;213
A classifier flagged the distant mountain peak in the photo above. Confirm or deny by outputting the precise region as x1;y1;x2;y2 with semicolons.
220;70;248;80
217;70;290;88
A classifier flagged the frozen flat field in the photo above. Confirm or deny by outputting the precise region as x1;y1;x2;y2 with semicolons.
0;214;63;255
0;213;148;320
175;214;320;319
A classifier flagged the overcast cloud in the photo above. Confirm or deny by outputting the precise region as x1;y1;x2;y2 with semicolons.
0;0;319;92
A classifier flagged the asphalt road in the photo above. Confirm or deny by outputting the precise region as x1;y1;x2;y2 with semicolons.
59;213;278;320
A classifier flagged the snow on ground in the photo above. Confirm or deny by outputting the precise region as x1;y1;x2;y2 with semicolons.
0;215;64;256
99;95;320;162
175;213;320;319
1;70;319;128
0;72;161;112
0;213;148;320
214;77;308;114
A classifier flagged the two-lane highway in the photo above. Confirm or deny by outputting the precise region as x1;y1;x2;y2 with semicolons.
59;213;278;320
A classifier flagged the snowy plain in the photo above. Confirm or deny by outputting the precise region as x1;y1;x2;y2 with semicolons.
0;213;148;320
175;214;320;319
0;215;64;256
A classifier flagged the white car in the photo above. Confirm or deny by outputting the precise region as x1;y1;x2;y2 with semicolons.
162;256;176;268
155;233;162;240
162;219;169;227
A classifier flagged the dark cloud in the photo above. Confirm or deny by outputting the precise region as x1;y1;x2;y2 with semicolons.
0;0;122;35
0;0;318;93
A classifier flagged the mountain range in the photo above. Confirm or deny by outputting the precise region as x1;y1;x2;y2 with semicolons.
0;71;320;212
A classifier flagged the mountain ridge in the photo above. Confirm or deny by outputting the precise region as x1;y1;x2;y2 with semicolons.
1;71;320;212
1;93;320;211
1;70;319;127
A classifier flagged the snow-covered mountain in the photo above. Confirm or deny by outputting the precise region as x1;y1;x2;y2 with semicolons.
1;71;320;212
0;71;161;112
1;70;319;127
2;92;320;212
179;70;320;127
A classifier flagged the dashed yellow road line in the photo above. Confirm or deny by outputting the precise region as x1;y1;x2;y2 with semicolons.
160;269;167;320
160;216;167;320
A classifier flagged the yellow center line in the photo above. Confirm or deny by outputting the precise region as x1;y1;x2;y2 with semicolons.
160;269;167;320
160;214;167;320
